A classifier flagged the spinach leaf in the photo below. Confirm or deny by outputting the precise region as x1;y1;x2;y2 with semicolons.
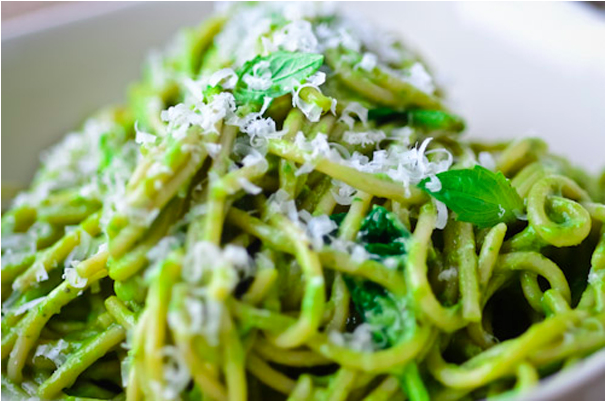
330;205;414;348
343;276;412;348
418;165;525;228
357;205;410;260
234;51;324;104
368;107;465;132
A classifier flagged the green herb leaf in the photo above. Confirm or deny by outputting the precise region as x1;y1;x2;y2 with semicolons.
357;205;410;260
329;205;414;348
343;276;412;348
234;51;324;104
368;107;465;132
418;165;524;228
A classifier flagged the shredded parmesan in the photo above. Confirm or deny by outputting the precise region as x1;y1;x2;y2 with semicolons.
478;151;497;171
34;339;69;368
13;296;46;316
268;189;299;222
34;263;49;283
264;20;320;54
63;266;87;289
168;292;224;346
331;179;357;205
356;52;377;71
342;129;386;147
344;137;453;197
301;214;337;250
438;266;458;282
400;62;436;95
135;122;157;145
208;68;238;89
157;346;191;400
293;132;341;176
328;323;376;352
435;200;449;230
339;102;368;129
291;72;327;122
425;175;442;192
238;177;262;195
243;60;273;90
161;92;236;136
182;241;251;285
205;143;223;159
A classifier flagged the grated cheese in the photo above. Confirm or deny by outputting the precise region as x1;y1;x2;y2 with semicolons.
328;323;376;352
237;177;263;195
342;129;386;147
13;117;114;208
425;175;442;192
34;339;69;368
293;132;341;176
339;102;368;130
63;266;87;289
205;143;223;159
291;72;327;123
13;296;46;316
168;291;224;346
390;126;414;147
134;121;157;145
157;346;191;400
356;52;378;71
243;60;273;91
241;148;269;171
161;92;237;136
478;151;496;171
34;263;49;283
182;241;251;285
300;213;337;250
330;179;357;206
208;68;238;89
268;189;299;223
264;20;320;54
343;138;453;197
435;200;448;230
330;238;370;263
400;62;436;95
438;266;458;282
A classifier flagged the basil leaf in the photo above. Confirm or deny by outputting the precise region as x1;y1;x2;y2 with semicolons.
418;165;524;228
234;51;324;104
368;107;465;132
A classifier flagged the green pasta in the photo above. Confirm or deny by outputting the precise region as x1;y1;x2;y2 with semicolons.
2;3;604;401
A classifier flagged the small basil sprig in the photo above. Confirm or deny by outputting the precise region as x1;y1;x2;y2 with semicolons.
368;107;465;132
233;51;324;104
418;165;524;228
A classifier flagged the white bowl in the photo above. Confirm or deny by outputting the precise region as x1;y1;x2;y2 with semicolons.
2;2;604;400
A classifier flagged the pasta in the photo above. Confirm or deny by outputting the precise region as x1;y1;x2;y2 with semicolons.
2;3;604;400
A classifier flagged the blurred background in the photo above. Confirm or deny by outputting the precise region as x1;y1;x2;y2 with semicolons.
3;1;605;193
